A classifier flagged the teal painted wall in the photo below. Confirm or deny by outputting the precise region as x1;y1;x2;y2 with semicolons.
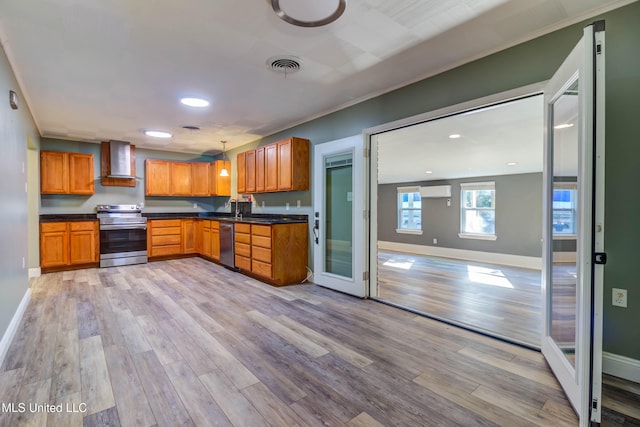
0;42;39;349
224;3;640;360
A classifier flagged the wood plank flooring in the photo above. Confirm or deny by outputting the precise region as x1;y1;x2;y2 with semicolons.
377;250;543;347
0;258;578;426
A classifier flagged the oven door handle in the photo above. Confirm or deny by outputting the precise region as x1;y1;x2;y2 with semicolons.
100;224;147;231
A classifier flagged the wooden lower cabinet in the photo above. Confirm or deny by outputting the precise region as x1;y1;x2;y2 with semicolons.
182;219;196;254
211;221;220;260
148;219;182;257
40;221;98;270
234;223;251;270
249;223;308;286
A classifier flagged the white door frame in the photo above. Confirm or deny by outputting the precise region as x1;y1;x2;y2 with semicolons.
312;134;368;297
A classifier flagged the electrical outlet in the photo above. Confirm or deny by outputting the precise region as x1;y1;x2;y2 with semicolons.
433;238;438;245
297;200;301;208
612;288;627;308
286;202;290;211
193;203;197;209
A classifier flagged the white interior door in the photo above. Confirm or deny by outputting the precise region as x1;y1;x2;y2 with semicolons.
541;22;605;425
312;135;367;297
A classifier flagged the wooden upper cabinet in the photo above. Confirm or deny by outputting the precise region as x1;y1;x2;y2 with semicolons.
41;151;68;194
41;150;94;195
191;162;210;196
277;137;309;191
236;137;308;194
210;160;231;196
145;159;171;196
171;162;192;195
264;144;278;192
237;152;246;194
255;147;265;193
68;153;95;194
245;150;256;193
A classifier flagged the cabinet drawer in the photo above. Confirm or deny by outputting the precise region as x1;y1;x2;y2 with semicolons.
252;260;273;278
252;246;271;263
251;235;271;249
235;223;251;234
211;221;219;230
153;219;182;227
152;234;181;246
151;245;182;257
69;221;95;231
235;255;251;270
152;226;181;236
235;242;251;257
235;232;251;244
251;225;271;237
41;222;67;232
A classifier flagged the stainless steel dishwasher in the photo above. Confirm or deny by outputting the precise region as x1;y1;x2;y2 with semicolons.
219;222;236;269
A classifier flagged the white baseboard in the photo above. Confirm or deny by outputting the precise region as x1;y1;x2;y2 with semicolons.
28;267;41;278
603;352;640;383
378;241;542;270
0;288;31;367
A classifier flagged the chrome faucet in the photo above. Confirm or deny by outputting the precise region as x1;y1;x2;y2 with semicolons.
235;202;242;220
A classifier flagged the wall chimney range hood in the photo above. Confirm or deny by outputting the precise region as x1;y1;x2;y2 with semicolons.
101;140;137;187
107;140;134;178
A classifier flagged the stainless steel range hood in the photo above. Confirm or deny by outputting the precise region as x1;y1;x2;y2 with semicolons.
107;140;135;179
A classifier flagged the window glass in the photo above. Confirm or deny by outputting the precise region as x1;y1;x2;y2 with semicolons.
552;187;577;235
397;191;421;231
460;183;495;236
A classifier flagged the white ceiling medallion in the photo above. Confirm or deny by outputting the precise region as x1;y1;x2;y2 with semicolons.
271;0;346;27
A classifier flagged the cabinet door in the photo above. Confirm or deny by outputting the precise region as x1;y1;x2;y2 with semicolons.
191;163;210;196
69;221;97;264
40;151;69;194
255;147;265;193
145;160;171;195
182;219;196;254
237;152;246;194
40;226;69;267
202;221;212;258
69;230;96;265
68;153;94;194
265;144;278;192
211;160;231;196
194;220;203;254
171;162;192;195
277;139;293;190
211;228;220;260
245;150;256;193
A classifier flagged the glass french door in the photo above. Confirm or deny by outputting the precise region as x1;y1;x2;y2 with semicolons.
312;135;367;297
541;22;605;425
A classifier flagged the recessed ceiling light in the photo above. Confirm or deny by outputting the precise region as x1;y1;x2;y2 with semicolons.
554;123;574;129
449;134;461;139
425;170;433;174
271;0;346;27
506;162;518;166
144;130;172;138
180;97;209;108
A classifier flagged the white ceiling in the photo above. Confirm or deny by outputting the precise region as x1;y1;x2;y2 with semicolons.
0;0;629;155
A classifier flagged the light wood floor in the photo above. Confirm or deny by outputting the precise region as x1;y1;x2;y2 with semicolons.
377;251;543;347
0;258;578;427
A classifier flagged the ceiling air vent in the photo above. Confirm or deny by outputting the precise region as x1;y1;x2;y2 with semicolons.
267;56;301;76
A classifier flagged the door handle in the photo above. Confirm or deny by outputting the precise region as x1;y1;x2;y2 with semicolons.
313;212;319;244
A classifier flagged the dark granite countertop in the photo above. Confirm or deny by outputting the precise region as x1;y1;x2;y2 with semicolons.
40;212;308;225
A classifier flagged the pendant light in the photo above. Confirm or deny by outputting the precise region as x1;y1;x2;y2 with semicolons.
219;141;230;177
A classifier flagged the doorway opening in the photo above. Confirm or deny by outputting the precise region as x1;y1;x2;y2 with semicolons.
370;93;548;349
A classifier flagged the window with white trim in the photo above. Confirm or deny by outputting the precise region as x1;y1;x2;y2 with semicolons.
396;186;422;234
459;182;496;239
553;182;577;236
